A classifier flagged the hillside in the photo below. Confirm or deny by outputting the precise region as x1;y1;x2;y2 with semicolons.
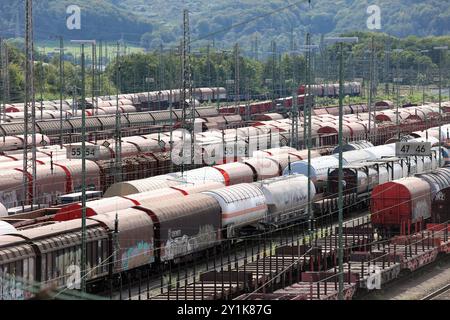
124;0;450;48
0;1;150;42
0;0;448;52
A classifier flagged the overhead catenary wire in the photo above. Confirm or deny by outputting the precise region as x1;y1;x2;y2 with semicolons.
3;175;446;300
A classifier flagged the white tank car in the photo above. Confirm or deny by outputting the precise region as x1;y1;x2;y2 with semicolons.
407;158;418;175
408;150;439;175
243;157;281;181
352;167;379;193
104;173;180;197
432;147;447;167
171;166;226;185
364;143;396;159
371;161;409;185
340;149;377;164
0;203;8;218
203;183;268;238
284;156;344;184
393;162;409;180
255;175;316;225
0;221;16;235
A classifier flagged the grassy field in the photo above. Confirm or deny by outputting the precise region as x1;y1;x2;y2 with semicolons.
315;84;450;107
36;41;145;59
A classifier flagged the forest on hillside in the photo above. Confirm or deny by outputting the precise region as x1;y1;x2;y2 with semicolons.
1;31;449;104
0;0;449;54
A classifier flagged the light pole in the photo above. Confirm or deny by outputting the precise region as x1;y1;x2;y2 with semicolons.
367;37;377;142
419;50;430;105
325;36;359;301
115;42;122;184
89;42;98;116
433;46;448;166
146;76;154;110
70;39;96;293
287;78;298;149
363;48;374;141
38;50;45;121
158;91;162;111
53;36;65;148
226;79;235;111
298;38;319;240
393;49;404;140
271;40;276;106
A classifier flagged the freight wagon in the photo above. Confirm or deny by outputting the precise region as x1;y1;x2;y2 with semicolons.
0;174;313;299
371;167;450;235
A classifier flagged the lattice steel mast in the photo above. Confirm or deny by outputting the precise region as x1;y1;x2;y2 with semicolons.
1;39;10;122
305;33;313;238
23;0;37;208
290;31;299;149
271;40;276;106
180;9;195;175
114;42;122;183
234;43;240;108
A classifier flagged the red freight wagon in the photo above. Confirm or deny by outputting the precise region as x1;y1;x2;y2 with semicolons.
371;177;432;230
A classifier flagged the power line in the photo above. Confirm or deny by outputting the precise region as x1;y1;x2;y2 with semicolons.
191;0;307;44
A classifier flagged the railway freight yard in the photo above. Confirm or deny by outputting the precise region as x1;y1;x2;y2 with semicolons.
0;0;450;313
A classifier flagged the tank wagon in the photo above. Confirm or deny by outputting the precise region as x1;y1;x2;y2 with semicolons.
298;82;361;97
0;174;314;298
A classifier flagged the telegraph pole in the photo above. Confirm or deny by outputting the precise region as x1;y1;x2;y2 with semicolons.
23;0;37;209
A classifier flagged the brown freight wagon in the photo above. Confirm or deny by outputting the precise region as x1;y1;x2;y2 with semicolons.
432;187;450;224
135;193;222;263
89;209;155;273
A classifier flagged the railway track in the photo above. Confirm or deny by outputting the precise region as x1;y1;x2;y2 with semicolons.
101;209;371;300
354;254;450;300
421;283;450;300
